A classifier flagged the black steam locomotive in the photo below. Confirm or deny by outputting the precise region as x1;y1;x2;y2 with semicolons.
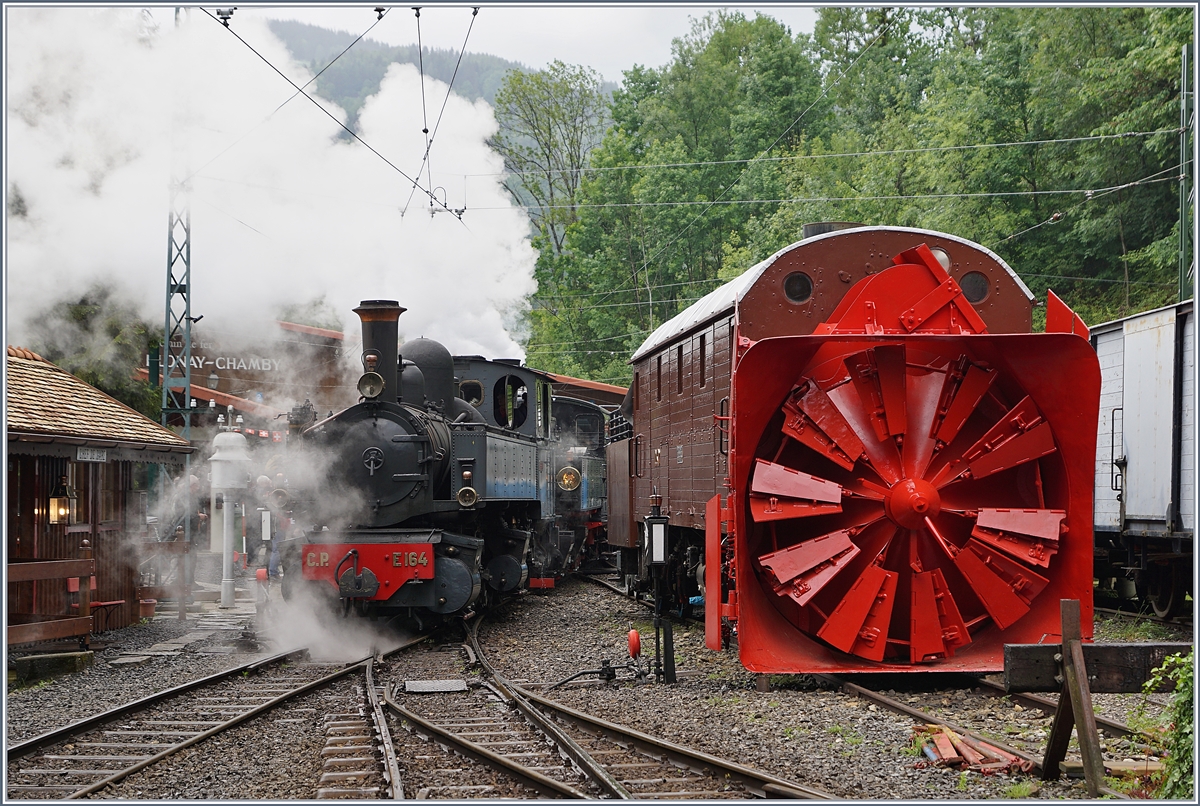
279;301;607;624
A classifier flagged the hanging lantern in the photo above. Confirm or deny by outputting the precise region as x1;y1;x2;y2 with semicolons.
48;475;77;525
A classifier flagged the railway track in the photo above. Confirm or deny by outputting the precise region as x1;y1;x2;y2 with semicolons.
469;618;832;799
1093;605;1193;628
5;638;422;800
818;672;1161;797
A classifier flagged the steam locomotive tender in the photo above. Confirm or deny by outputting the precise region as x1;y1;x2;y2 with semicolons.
280;301;605;622
607;225;1102;674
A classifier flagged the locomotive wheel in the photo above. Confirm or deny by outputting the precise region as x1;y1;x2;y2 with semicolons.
748;341;1071;665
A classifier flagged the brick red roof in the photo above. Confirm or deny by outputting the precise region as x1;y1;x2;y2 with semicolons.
6;347;191;450
276;320;344;340
133;368;280;418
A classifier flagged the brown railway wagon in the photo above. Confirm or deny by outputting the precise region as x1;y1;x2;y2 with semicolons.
610;226;1034;544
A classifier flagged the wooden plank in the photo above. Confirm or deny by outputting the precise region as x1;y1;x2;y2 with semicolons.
1041;674;1074;782
1004;642;1191;693
1061;600;1106;798
1061;759;1164;777
6;559;94;582
7;615;92;645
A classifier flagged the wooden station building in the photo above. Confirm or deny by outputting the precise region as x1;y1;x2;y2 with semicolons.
6;346;194;643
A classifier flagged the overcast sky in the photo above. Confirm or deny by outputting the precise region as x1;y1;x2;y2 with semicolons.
242;4;821;82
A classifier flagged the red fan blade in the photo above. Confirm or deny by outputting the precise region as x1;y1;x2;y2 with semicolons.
846;345;907;442
910;568;971;663
750;495;842;522
757;529;861;608
782;381;865;471
930;397;1056;488
970;508;1066;568
816;560;897;659
751;459;842;502
952;539;1050;630
930;358;995;446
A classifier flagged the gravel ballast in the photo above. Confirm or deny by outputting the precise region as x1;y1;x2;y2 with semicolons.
6;572;1188;800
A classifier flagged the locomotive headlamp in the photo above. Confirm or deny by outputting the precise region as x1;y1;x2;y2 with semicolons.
645;492;668;565
357;372;386;399
456;486;478;507
556;465;582;492
48;476;77;525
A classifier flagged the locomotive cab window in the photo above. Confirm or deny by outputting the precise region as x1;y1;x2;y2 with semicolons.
493;375;529;428
576;414;601;452
459;380;484;406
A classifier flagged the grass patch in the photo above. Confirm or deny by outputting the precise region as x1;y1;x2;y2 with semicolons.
1003;780;1039;798
1094;614;1179;642
957;771;969;791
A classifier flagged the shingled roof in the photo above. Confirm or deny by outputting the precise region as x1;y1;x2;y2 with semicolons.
6;346;193;454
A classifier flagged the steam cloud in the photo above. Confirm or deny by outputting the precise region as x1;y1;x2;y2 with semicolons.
6;8;536;358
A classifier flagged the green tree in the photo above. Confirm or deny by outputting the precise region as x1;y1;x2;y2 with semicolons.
489;61;608;257
28;285;162;420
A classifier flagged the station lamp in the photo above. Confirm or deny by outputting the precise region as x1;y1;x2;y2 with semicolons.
48;475;78;525
645;491;668;565
643;490;675;684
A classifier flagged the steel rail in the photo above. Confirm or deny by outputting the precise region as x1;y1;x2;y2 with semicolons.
65;660;370;799
466;619;633;798
380;689;589;798
6;649;306;761
513;683;834;800
1093;606;1192;627
816;675;1041;773
366;657;404;800
10;635;428;801
966;675;1146;741
466;616;833;800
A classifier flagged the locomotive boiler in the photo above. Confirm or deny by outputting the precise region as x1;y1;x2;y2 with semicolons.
606;225;1101;673
279;301;604;622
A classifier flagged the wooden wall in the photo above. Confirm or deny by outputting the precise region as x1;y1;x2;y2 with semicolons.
7;453;146;633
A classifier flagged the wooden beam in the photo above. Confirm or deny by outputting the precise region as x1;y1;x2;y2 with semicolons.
1005;642;1191;693
6;559;95;583
7;615;93;645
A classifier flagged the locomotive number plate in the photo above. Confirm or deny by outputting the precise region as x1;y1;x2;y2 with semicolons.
301;543;436;591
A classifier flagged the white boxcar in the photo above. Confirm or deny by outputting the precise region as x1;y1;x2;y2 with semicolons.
1091;299;1193;617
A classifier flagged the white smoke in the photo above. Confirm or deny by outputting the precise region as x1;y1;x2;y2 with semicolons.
5;7;536;357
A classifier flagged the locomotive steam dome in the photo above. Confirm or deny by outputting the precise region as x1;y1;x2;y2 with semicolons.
403;338;455;412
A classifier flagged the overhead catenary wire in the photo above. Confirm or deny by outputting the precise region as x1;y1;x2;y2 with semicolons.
464;128;1185;180
401;6;481;216
413;7;434;208
185;7;393;186
199;6;462;220
473;171;1182;213
527;165;1184;332
993;164;1183;245
582;15;901;312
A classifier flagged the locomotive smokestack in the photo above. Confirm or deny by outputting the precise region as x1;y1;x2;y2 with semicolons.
353;300;405;402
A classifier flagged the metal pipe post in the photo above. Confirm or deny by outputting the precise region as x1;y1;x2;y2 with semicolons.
220;492;235;608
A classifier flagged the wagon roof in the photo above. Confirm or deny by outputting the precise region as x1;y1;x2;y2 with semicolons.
630;226;1032;363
